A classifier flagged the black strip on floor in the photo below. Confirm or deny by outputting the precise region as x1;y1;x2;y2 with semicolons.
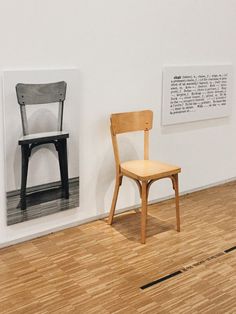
140;244;236;290
140;270;182;290
224;245;236;253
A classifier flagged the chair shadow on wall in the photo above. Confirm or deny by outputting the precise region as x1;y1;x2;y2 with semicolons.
13;145;61;192
96;136;140;214
110;211;173;242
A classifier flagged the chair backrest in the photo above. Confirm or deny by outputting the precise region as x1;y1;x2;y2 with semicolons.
16;81;67;135
110;110;153;170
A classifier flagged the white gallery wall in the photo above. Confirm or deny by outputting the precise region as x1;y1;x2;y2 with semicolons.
0;0;236;246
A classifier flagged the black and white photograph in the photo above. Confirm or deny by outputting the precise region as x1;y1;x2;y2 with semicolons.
3;69;80;225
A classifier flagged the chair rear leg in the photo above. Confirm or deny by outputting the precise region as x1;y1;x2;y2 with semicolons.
56;139;69;199
58;139;69;199
108;175;122;225
173;174;180;232
56;141;65;193
141;181;148;244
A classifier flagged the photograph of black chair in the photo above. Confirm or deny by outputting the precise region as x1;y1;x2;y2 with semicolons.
16;81;69;210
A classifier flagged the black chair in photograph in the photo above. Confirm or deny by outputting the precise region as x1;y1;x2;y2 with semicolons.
16;81;69;210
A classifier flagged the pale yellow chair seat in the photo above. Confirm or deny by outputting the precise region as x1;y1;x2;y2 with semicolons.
121;160;180;181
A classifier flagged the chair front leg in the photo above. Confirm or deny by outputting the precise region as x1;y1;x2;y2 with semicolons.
108;175;122;225
172;174;180;232
141;181;148;244
20;144;30;210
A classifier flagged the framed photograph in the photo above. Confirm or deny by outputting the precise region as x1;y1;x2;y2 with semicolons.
3;68;80;225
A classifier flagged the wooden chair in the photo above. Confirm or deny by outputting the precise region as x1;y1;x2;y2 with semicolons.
108;110;181;244
16;81;69;210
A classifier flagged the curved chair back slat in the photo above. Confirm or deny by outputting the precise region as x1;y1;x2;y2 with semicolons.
110;110;153;135
16;81;67;105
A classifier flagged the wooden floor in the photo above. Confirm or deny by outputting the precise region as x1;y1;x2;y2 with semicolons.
0;181;236;313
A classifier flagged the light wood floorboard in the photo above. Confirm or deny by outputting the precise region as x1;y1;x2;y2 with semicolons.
0;181;236;313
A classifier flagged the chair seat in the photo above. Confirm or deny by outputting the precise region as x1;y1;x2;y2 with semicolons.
121;160;181;181
18;131;69;145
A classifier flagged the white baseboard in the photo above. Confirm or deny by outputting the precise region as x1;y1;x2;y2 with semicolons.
1;176;235;249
